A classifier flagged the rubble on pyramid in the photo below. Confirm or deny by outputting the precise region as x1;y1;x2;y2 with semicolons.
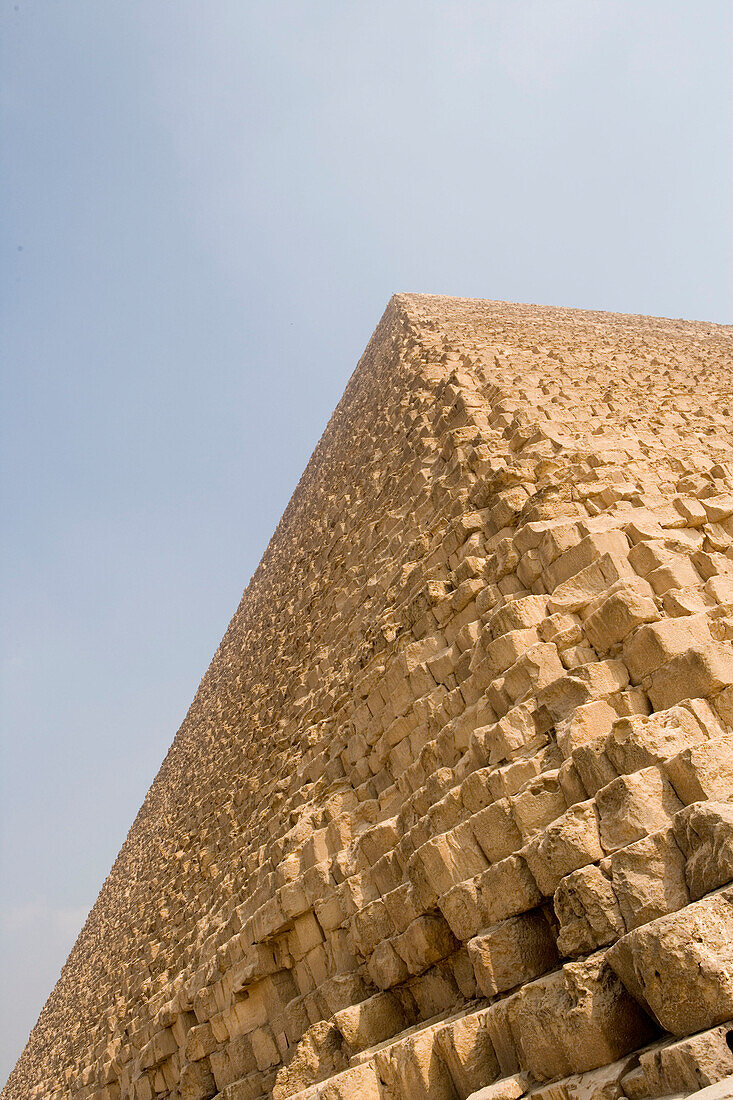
4;294;733;1100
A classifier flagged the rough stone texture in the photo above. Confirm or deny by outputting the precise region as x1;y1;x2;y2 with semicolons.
3;295;733;1100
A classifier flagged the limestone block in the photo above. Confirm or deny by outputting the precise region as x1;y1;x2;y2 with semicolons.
394;914;458;976
708;575;733;606
407;849;441;912
484;629;540;676
571;738;618;797
502;951;656;1081
522;800;604;895
464;1074;526;1100
675;495;709;525
140;1028;177;1069
606;888;733;1035
546;555;631;616
251;1025;282;1072
467;910;558;997
383;883;422;936
607;826;689;931
553;863;624;957
439;855;542;942
178;1059;217;1100
623;615;713;683
716;686;733;731
326;929;361;977
604;705;708;775
646;556;703;595
501;644;565;705
272;1021;348;1100
544;531;631;592
470;799;523;863
555;700;618;759
648;643;733;710
208;1034;256;1095
317;1062;384;1100
317;975;368;1018
251;896;288;943
315;893;346;934
694;549;733;581
426;789;465;837
595;767;683;853
557;759;589;807
539;660;629;723
218;1071;277;1100
510;770;568;841
663;584;716;618
434;1009;500;1099
480;702;549;765
673;800;733;900
536;520;582;567
704;495;733;523
560;644;599;670
185;1023;217;1063
439;878;486;942
415;823;491;897
357;818;402;866
477;856;544;926
349;899;393;959
637;1023;733;1097
487;595;548;639
461;768;495;814
374;1025;458;1100
488;745;563;801
526;1055;635;1100
664;734;733;804
690;1076;733;1098
334;992;407;1053
281;878;312;921
407;958;462;1019
450;946;479;1001
367;940;410;990
294;912;326;957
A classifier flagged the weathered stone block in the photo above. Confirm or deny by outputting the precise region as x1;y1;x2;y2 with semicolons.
607;888;733;1035
595;766;683;853
554;863;624;957
434;1009;500;1099
394;913;458;976
502;952;657;1081
664;734;733;804
522;800;604;895
648;643;733;710
674;800;733;899
468;910;558;997
334;992;407;1053
374;1026;458;1100
607;826;689;931
470;798;523;864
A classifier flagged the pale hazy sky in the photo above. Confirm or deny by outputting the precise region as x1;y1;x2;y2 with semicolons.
1;0;731;1084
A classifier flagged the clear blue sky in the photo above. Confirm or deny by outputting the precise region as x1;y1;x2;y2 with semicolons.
1;0;731;1084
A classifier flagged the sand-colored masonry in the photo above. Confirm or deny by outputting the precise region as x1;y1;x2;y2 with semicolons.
4;295;733;1100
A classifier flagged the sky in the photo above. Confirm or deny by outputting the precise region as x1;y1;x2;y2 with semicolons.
1;0;732;1085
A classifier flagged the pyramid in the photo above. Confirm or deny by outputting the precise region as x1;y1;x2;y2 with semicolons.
4;295;733;1100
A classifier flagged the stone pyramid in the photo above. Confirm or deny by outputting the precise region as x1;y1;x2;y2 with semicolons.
5;295;733;1100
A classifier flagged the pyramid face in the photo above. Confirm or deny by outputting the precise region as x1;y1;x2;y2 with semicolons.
5;294;733;1100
